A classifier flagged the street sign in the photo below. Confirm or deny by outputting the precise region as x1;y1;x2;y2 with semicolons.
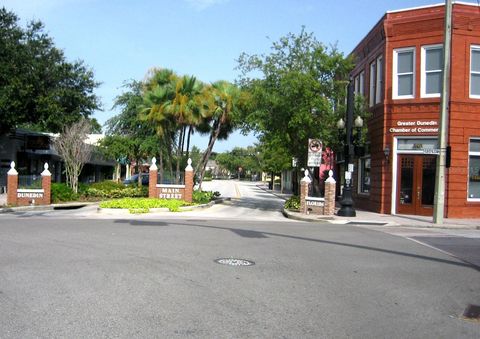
307;139;323;167
423;148;440;155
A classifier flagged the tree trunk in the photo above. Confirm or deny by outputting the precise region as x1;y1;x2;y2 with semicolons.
197;114;224;190
159;150;164;185
175;127;184;184
185;126;193;161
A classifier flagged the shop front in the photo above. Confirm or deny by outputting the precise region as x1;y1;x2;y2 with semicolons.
391;137;438;217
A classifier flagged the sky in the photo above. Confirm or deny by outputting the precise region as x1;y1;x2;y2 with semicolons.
2;0;477;152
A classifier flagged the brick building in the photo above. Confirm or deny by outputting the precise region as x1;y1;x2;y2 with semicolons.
349;2;480;218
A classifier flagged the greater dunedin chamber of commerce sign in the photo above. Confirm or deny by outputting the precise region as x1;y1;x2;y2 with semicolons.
389;120;438;134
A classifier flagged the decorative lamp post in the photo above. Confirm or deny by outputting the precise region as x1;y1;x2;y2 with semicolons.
337;78;358;217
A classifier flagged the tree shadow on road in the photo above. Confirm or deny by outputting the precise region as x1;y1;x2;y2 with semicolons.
114;218;479;272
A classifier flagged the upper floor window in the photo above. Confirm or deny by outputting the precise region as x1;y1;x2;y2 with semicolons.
375;55;383;104
369;62;376;107
393;47;415;99
421;45;443;98
354;71;365;96
470;46;480;98
359;71;365;96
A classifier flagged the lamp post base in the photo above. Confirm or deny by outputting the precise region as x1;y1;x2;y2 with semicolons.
337;186;356;217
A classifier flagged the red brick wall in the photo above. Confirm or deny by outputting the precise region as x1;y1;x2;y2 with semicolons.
350;3;480;218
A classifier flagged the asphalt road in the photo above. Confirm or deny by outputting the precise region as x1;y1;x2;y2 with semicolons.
0;181;479;338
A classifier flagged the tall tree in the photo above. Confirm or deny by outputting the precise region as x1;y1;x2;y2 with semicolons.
107;80;159;184
236;28;353;174
0;8;101;134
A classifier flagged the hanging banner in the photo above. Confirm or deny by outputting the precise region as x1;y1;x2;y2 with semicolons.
307;139;323;167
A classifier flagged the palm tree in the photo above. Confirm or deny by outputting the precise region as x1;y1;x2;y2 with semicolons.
196;81;244;189
139;68;177;184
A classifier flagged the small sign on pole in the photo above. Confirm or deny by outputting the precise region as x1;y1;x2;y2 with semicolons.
307;139;323;167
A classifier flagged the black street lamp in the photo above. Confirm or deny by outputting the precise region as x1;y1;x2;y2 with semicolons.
337;78;363;217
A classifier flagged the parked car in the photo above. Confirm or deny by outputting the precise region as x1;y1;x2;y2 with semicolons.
123;173;149;186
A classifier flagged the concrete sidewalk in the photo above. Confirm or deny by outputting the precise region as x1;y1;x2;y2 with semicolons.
257;183;480;229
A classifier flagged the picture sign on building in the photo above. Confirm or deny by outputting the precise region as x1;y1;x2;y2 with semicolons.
307;139;322;167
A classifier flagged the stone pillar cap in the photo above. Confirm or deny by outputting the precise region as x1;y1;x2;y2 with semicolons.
301;169;311;183
150;157;158;171
41;163;51;176
7;161;18;175
185;158;193;171
325;170;336;183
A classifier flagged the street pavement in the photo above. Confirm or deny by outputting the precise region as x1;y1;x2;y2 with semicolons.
0;180;479;338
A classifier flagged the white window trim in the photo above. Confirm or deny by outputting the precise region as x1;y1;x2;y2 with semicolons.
375;55;383;104
369;62;376;107
393;47;415;99
467;137;480;201
470;45;480;99
421;44;442;98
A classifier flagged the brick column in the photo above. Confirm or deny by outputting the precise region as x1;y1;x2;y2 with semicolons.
41;163;52;205
149;157;158;198
324;170;336;216
300;169;311;214
7;161;18;206
184;158;194;203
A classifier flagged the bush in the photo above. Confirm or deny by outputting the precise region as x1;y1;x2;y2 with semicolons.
51;183;79;203
192;190;220;204
284;196;300;211
88;180;125;192
100;198;190;212
83;186;147;199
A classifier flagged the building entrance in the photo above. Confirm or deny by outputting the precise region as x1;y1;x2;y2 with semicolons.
396;155;436;216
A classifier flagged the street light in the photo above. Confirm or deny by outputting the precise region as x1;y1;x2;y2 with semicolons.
337;78;360;217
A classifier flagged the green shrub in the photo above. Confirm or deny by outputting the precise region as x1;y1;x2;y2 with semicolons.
192;190;220;204
284;196;300;211
88;180;125;192
82;185;147;199
51;183;79;203
100;198;190;213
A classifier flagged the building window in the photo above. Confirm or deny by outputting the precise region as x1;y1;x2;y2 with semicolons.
421;45;443;97
375;55;383;104
470;46;480;98
393;47;415;99
369;62;376;107
359;71;365;96
354;71;365;96
358;157;371;194
468;139;480;200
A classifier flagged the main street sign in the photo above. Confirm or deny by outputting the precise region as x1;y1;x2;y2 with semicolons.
307;139;323;167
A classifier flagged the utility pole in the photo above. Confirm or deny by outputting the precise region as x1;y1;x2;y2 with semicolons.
433;0;452;224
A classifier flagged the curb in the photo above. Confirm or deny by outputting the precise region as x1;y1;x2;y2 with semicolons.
0;202;95;214
282;208;335;223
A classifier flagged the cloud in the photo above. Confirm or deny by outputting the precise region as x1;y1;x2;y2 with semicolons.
185;0;229;11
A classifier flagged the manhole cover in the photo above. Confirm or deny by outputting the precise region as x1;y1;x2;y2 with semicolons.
214;258;255;266
463;304;480;321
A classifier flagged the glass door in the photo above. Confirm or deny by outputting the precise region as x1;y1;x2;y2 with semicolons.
397;155;436;216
